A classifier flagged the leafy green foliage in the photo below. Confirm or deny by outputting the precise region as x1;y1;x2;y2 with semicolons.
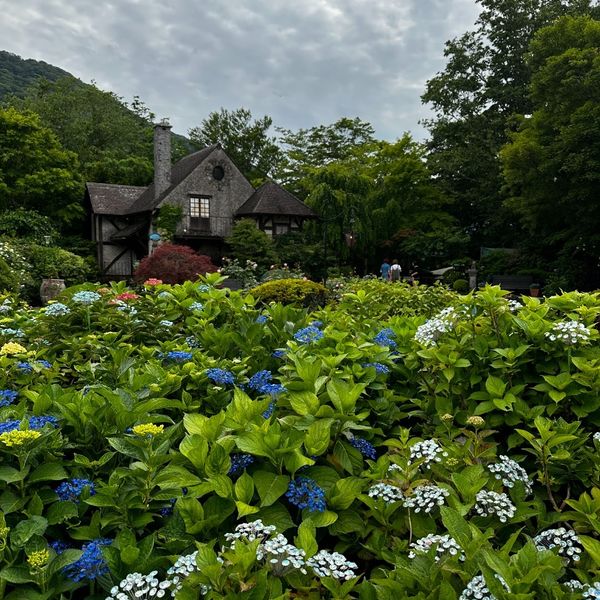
226;219;279;274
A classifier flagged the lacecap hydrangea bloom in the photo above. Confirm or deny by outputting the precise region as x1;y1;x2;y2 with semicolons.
408;534;465;562
474;490;516;522
349;436;377;459
164;351;193;363
228;453;255;476
307;550;358;581
368;483;404;504
534;527;582;563
224;520;277;546
373;328;397;349
362;362;390;374
403;484;449;513
545;320;591;345
409;439;448;468
0;327;25;338
488;455;533;496
107;570;171;600
159;320;173;328
247;370;286;396
460;574;509;600
71;291;101;305
414;306;458;346
260;534;307;575
583;582;600;598
286;477;326;512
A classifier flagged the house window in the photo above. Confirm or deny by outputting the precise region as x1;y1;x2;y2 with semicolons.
189;196;210;231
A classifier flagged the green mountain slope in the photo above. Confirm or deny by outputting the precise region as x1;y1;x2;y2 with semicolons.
0;50;75;99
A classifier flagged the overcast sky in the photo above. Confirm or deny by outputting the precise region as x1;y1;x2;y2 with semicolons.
0;0;480;140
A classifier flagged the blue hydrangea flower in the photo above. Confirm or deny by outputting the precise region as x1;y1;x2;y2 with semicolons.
160;498;177;516
28;415;59;429
165;351;193;363
373;328;397;349
248;370;273;391
294;326;324;344
0;420;20;434
159;320;174;328
56;479;96;502
206;368;235;385
16;362;33;373
186;336;199;348
197;284;210;292
256;315;268;324
286;477;326;512
190;302;204;311
228;453;255;476
0;328;25;338
0;389;18;407
350;437;377;459
262;401;276;419
37;360;52;369
50;540;69;555
310;320;323;328
261;383;286;396
272;349;286;359
62;538;111;582
362;362;390;375
44;302;71;316
72;291;101;305
158;291;172;299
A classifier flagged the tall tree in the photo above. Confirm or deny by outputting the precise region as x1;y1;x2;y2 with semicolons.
0;106;83;225
500;15;600;289
11;77;156;184
188;108;282;186
421;0;598;251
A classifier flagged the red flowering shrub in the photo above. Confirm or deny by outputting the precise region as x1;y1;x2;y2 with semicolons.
133;244;217;284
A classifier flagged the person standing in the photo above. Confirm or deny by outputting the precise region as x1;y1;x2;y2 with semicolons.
389;259;402;282
380;258;391;281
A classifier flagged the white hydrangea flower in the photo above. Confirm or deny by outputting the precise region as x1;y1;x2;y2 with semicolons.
408;534;465;562
165;552;209;597
583;581;600;598
506;299;522;312
459;574;509;600
307;550;358;581
414;307;458;346
534;528;582;563
409;439;448;469
260;533;307;575
545;320;591;345
224;520;277;546
403;485;449;513
368;483;404;504
593;432;600;443
106;571;171;600
474;490;516;523
488;455;533;496
564;579;585;591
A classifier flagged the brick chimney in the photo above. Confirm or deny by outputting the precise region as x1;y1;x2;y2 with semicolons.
154;118;172;200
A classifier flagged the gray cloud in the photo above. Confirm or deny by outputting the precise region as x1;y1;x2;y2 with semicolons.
0;0;480;140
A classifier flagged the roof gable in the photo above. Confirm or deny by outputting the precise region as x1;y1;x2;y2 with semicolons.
86;182;147;215
126;144;219;214
236;181;317;218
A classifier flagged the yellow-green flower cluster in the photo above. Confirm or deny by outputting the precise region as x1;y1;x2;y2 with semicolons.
0;430;41;447
27;549;50;569
132;423;164;437
0;342;26;355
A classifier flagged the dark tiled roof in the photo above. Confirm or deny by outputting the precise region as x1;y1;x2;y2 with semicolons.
235;181;317;218
86;182;146;215
126;145;219;214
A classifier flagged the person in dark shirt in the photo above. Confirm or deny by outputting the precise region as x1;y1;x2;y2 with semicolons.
380;258;391;281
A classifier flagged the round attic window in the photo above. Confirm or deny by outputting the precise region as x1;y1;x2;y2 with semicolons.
212;165;225;181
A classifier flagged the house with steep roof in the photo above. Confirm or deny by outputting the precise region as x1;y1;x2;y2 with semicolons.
85;120;316;278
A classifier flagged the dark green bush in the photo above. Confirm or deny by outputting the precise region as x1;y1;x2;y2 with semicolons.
250;278;329;308
452;278;469;293
0;256;18;292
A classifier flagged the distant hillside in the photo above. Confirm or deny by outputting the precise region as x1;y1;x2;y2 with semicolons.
0;50;75;99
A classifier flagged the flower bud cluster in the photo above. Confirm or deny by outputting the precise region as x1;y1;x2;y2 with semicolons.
403;485;449;513
545;320;591;345
368;483;404;504
409;439;448;469
306;550;358;581
474;490;516;522
534;528;582;563
488;455;533;496
408;534;464;562
414;307;457;346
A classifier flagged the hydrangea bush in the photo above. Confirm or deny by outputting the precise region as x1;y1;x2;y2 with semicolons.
0;277;599;598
